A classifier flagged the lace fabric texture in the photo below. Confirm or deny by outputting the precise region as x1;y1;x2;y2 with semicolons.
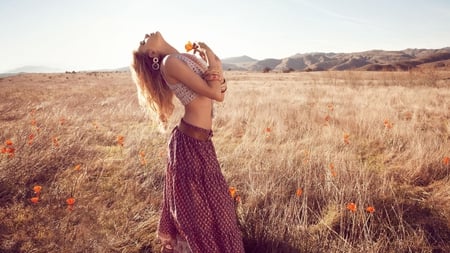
162;53;208;105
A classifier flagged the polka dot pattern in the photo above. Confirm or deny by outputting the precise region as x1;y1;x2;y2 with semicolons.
158;121;245;253
164;53;208;105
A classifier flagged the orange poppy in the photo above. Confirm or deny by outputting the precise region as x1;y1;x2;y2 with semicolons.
346;202;357;213
5;140;13;146
117;135;125;147
185;41;194;52
28;134;35;145
329;163;337;177
60;118;66;125
324;115;331;122
3;147;15;157
295;188;303;197
229;187;236;198
33;185;42;194
52;137;59;147
31;119;37;126
30;197;39;204
384;119;393;129
74;164;81;170
443;156;450;166
66;197;76;205
343;133;350;144
366;206;375;213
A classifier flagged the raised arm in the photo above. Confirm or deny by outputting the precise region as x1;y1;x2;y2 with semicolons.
164;55;225;102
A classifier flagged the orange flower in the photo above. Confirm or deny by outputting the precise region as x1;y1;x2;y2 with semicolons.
31;119;37;126
229;187;236;198
185;41;195;52
60;118;66;125
52;136;59;147
66;197;76;211
384;119;393;129
265;127;271;133
295;188;303;197
117;135;125;147
28;134;35;145
2;144;15;158
343;133;350;144
66;197;76;205
30;197;39;204
74;164;81;170
346;202;357;213
33;185;42;194
329;163;337;177
366;206;375;213
443;156;450;166
324;115;331;122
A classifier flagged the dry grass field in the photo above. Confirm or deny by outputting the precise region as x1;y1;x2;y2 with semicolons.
1;70;449;253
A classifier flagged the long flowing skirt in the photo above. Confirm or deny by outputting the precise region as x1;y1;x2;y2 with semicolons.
158;120;245;253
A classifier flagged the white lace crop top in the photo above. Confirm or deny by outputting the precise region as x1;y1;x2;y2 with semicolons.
161;53;208;105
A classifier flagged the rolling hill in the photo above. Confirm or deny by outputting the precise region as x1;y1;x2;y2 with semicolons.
222;47;450;72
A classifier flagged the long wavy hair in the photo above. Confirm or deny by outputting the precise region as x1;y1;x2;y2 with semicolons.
131;52;174;130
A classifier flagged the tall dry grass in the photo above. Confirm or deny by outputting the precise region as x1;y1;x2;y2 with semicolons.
0;70;449;252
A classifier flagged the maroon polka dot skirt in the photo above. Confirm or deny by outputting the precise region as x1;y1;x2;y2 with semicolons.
158;120;245;253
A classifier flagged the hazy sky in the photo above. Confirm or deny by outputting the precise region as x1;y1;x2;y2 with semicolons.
1;0;449;72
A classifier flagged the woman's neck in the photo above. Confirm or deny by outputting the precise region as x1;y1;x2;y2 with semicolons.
160;43;179;55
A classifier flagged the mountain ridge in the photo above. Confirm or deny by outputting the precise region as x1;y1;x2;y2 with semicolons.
223;47;450;72
3;47;450;75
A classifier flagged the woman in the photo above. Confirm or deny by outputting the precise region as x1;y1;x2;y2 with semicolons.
131;31;245;253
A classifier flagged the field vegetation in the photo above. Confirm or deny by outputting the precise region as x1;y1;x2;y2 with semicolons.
0;70;449;252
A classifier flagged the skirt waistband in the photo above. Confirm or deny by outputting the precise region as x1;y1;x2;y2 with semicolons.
177;119;213;141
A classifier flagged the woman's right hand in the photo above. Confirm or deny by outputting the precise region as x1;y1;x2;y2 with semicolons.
194;42;220;67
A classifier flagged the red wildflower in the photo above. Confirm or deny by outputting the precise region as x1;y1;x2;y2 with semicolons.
30;197;39;204
66;197;76;211
443;156;450;166
343;133;350;144
33;185;42;195
229;187;237;198
329;163;337;177
295;188;303;197
28;134;35;145
117;135;125;147
384;119;393;129
52;136;59;147
366;206;375;213
346;202;357;213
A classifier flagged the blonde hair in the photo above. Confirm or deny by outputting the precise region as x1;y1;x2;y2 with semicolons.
130;51;174;130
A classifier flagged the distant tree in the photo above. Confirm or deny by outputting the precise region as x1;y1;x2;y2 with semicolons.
283;67;295;73
262;67;271;73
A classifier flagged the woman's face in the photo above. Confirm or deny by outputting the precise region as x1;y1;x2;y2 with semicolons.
139;31;163;56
